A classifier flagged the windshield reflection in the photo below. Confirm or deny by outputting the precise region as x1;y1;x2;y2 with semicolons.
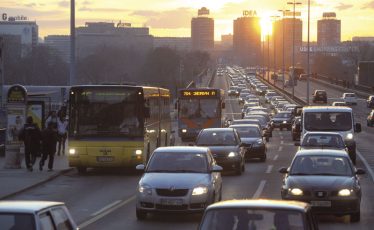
180;99;219;119
290;156;353;176
305;112;352;131
147;152;208;173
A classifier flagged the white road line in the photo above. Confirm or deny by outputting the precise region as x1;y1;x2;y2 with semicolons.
91;200;122;217
266;165;273;174
252;180;267;199
273;155;279;161
280;141;284;145
79;195;136;229
278;146;283;152
357;150;374;183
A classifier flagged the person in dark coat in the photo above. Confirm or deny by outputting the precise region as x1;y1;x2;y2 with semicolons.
18;116;41;172
39;122;58;171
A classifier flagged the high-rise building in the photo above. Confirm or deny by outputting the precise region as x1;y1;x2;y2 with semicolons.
76;22;153;59
221;34;233;48
233;13;261;66
154;37;191;51
0;19;38;56
191;7;214;51
273;17;303;69
317;12;341;46
44;35;70;63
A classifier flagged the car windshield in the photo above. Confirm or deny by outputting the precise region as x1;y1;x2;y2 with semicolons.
274;113;291;118
200;209;305;230
232;127;261;138
147;151;208;173
0;213;36;230
196;130;237;146
301;134;345;148
179;98;219;119
304;112;352;131
290;155;353;176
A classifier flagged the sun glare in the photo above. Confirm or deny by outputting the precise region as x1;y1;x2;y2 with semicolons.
260;17;272;37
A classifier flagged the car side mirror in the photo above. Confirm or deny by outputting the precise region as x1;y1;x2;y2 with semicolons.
144;107;150;118
278;167;288;174
355;123;361;133
356;168;366;175
294;142;300;146
212;165;223;172
136;164;145;171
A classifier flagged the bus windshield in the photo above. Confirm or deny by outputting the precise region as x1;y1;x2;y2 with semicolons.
179;98;219;119
70;87;144;137
304;112;352;132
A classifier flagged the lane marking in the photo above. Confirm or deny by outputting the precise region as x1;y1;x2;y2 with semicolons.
273;155;279;161
278;146;283;152
79;195;136;229
252;180;267;199
280;141;284;145
91;200;122;217
266;165;273;174
357;150;374;183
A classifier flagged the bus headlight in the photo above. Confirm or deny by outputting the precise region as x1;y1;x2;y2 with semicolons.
135;150;142;155
182;129;187;133
69;149;76;155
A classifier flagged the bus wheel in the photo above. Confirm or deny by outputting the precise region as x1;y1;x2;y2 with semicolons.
77;167;87;174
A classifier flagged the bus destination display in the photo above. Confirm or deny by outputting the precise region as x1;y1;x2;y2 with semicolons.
180;90;218;97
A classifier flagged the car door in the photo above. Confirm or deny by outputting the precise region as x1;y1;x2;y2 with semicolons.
207;151;222;198
50;206;76;230
38;211;56;230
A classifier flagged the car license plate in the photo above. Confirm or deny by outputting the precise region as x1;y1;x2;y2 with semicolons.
96;156;114;162
160;199;183;206
311;201;331;207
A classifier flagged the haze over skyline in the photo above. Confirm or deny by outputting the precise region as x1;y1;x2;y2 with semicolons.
1;0;374;41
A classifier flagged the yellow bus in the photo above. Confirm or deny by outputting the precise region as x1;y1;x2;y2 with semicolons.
68;85;171;173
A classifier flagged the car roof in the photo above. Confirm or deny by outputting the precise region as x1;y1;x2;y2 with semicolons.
155;146;209;153
303;106;352;112
229;124;261;129
295;149;349;157
206;199;309;212
201;128;234;132
277;111;292;114
303;131;342;136
0;201;65;213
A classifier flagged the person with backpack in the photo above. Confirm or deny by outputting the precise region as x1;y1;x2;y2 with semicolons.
18;116;41;172
39;122;58;171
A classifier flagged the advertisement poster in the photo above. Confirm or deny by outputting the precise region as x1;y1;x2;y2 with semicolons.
27;102;44;129
7;108;26;144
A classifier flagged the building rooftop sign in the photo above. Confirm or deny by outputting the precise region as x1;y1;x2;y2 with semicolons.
243;10;257;17
300;45;359;53
1;13;28;21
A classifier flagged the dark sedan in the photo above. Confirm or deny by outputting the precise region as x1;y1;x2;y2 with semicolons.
271;111;293;130
279;149;365;222
196;128;246;175
229;124;267;161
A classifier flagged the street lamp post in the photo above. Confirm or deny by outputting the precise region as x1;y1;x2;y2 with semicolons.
271;15;280;85
278;10;290;90
267;34;270;83
70;0;75;86
306;0;311;104
287;0;301;99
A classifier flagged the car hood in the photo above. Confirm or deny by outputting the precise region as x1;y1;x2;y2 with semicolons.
272;118;291;122
140;173;210;189
241;137;261;144
205;146;239;154
286;175;355;190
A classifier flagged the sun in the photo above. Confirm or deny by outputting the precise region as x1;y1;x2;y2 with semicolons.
260;17;273;38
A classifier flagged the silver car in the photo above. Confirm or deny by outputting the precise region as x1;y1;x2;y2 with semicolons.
135;146;223;220
0;201;78;230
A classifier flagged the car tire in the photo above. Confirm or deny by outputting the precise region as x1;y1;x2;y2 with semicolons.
77;167;87;174
351;211;360;222
136;209;147;220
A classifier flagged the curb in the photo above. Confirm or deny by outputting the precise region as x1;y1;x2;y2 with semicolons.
0;167;74;200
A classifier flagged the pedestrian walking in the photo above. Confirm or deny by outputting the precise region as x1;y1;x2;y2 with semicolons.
39;122;58;171
18;116;41;172
45;111;58;130
57;115;68;155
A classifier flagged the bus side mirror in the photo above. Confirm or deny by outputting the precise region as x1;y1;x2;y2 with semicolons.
144;107;150;118
355;123;361;133
222;102;226;109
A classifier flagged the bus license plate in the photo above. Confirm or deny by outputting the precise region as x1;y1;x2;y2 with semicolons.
161;199;183;206
96;156;114;162
311;201;331;207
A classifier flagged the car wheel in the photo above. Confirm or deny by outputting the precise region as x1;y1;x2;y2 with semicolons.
136;209;147;220
77;167;87;174
351;211;360;222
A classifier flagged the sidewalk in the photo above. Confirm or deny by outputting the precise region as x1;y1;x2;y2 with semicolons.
0;154;72;200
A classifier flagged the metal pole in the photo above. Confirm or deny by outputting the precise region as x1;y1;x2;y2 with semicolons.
267;34;270;82
70;0;76;86
262;36;265;79
0;37;4;107
292;1;295;98
273;22;276;85
306;0;310;105
282;16;285;90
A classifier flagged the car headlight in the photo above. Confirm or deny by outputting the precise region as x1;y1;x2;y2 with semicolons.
289;188;303;196
283;121;287;124
346;133;353;140
192;186;208;196
228;152;238;157
134;149;142;155
139;184;152;195
338;189;352;196
182;129;187;133
254;139;263;146
69;148;76;155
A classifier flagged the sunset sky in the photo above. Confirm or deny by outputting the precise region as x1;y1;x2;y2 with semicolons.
1;0;374;41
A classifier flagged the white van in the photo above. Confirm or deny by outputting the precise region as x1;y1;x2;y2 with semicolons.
342;93;358;105
301;106;361;163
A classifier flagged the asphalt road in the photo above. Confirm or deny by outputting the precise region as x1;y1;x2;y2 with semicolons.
6;73;374;230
